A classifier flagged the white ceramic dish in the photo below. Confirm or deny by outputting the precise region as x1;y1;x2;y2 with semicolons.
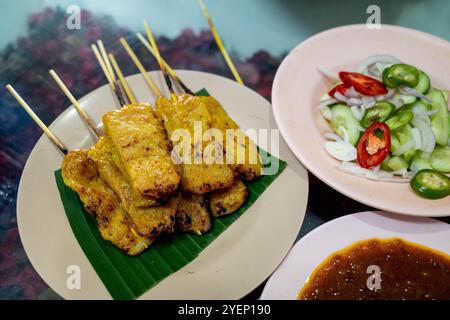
17;70;309;299
272;24;450;217
260;211;450;300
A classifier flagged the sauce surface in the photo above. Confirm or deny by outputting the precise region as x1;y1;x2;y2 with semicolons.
298;238;450;300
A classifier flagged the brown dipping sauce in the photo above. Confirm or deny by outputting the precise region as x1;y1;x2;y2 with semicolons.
298;238;450;300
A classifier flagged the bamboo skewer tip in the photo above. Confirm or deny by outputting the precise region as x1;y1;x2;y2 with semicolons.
196;0;244;85
48;69;101;137
6;84;68;154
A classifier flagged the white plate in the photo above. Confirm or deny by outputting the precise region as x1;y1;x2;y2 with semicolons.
17;70;309;300
272;24;450;217
260;211;450;300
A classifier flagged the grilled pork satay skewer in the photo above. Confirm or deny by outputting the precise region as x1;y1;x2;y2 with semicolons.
92;39;181;198
196;0;244;85
49;68;162;208
5;84;149;255
141;22;252;217
142;21;250;223
141;21;261;181
137;22;235;195
49;69;102;138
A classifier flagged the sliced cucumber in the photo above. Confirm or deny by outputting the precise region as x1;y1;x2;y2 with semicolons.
330;104;361;146
390;135;400;153
437;89;449;103
410;153;432;172
392;92;417;105
414;71;430;94
381;155;392;171
430;145;450;173
394;124;416;162
410;100;431;114
388;156;409;171
428;89;450;146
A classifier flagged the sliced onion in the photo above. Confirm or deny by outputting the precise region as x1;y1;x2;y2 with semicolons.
361;96;376;108
356;54;402;74
337;126;350;143
391;96;405;109
319;105;333;120
412;115;435;153
324;141;357;161
347;98;362;106
411;127;422;150
317;113;333;133
375;88;396;101
319;98;338;107
412;108;439;117
324;132;342;142
393;138;415;156
398;86;433;103
317;67;339;83
345;86;361;99
337;161;410;183
350;106;365;121
334;91;348;102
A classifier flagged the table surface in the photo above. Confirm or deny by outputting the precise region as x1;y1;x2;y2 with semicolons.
0;1;448;300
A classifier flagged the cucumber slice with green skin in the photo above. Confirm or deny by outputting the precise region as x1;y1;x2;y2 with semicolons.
394;124;416;162
330;104;361;146
410;153;432;172
428;89;450;146
430;145;450;173
390;135;400;153
381;154;392;171
410;100;431;113
438;89;449;103
388;156;409;171
392;93;417;105
414;71;431;94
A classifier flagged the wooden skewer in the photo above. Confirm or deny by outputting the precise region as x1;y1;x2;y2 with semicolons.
91;43;115;88
108;53;137;104
91;42;128;106
136;32;193;95
119;37;162;98
196;0;244;85
49;69;101;137
6;84;68;154
143;19;177;102
97;40;116;82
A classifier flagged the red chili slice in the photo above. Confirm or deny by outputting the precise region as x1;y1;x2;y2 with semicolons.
339;72;388;96
328;83;348;98
357;122;391;169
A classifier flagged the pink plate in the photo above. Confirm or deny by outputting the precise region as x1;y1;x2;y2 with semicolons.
272;24;450;217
